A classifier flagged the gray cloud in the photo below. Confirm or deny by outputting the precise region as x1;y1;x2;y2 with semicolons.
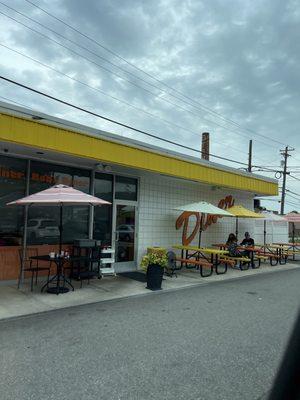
0;0;300;211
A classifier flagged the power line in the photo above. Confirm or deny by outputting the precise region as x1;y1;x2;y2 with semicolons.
0;9;282;152
286;189;300;197
0;43;214;142
19;0;289;148
0;75;253;167
1;2;185;96
285;200;299;208
0;43;255;161
1;10;273;153
289;175;300;182
0;94;29;108
286;194;300;203
0;83;249;163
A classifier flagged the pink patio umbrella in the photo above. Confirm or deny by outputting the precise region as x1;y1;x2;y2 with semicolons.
7;184;110;285
284;213;300;243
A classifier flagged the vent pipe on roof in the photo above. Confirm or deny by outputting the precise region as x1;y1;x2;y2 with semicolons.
201;132;210;161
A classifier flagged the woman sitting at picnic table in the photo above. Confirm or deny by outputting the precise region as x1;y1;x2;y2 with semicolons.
226;233;248;257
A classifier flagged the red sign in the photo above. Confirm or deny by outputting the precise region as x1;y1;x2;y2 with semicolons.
0;166;86;187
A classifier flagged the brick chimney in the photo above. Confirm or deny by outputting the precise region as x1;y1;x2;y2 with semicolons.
201;132;210;160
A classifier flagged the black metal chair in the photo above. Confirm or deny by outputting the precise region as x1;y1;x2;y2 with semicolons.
18;248;51;291
71;243;99;287
165;251;179;277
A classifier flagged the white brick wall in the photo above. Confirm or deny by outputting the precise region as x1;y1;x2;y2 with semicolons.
136;174;269;267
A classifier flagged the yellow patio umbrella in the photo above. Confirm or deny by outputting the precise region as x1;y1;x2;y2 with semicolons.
228;205;265;239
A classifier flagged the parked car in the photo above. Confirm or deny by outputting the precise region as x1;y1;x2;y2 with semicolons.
26;219;60;240
117;224;135;242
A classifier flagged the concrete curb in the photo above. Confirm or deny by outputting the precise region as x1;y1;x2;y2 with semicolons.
0;263;298;323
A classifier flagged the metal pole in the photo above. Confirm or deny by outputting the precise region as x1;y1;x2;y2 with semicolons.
198;213;204;248
235;217;239;239
59;204;63;254
292;222;295;244
18;160;30;289
89;169;95;239
264;220;266;246
248;140;252;173
280;147;288;215
292;222;295;261
280;146;294;215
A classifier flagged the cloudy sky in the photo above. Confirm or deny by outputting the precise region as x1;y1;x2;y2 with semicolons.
0;0;300;212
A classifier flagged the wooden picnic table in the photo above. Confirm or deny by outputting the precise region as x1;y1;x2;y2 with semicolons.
235;246;264;269
212;243;227;250
254;244;289;266
273;243;300;261
213;244;272;268
173;245;229;275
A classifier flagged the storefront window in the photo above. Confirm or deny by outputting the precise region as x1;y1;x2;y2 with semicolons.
93;173;113;245
28;161;90;245
0;156;26;246
115;176;138;201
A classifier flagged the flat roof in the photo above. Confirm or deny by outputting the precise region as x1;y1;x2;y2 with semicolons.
0;101;278;196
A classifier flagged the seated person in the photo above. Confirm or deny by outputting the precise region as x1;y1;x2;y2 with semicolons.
240;232;254;247
226;233;247;257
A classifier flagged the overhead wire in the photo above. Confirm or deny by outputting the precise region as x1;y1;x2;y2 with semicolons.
286;189;300;197
0;43;256;160
285;200;299;208
0;43;213;141
286;194;300;203
0;0;287;151
289;175;300;182
0;94;29;108
22;0;289;148
0;75;254;167
0;9;272;152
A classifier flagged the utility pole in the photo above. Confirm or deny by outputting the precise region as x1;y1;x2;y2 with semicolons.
280;146;294;215
248;140;253;172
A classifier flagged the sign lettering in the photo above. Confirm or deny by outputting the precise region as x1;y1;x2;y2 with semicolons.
175;195;235;245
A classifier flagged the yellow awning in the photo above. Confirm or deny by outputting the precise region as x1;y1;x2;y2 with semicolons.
228;205;265;218
0;111;278;195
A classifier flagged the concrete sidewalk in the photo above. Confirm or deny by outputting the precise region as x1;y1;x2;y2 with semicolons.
0;262;298;321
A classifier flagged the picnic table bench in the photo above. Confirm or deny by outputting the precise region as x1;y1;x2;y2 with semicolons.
219;255;252;270
175;257;213;277
173;245;229;276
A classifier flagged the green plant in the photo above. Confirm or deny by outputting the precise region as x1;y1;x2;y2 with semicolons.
140;252;168;271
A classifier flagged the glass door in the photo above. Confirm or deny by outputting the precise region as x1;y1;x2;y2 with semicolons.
113;201;137;271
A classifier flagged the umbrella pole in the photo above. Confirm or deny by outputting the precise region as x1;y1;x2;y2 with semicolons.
59;204;63;255
235;217;238;239
18;204;28;289
198;213;204;248
264;220;266;246
292;222;295;261
292;222;295;244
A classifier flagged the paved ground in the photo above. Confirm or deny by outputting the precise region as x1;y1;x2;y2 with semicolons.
1;268;300;400
0;262;299;320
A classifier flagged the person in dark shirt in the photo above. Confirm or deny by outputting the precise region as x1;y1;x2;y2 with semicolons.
240;232;254;247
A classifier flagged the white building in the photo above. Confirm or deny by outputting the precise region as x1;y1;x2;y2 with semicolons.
0;101;287;282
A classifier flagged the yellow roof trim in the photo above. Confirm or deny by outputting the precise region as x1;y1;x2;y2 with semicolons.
0;112;278;196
